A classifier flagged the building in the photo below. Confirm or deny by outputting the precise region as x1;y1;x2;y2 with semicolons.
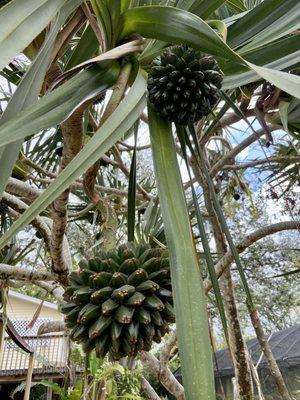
214;324;300;399
0;290;69;399
174;324;300;399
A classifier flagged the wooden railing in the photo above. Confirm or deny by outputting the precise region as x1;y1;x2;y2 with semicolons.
0;334;69;377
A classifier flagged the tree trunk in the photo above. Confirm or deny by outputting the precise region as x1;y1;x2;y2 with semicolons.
249;309;292;400
199;175;254;400
219;269;254;400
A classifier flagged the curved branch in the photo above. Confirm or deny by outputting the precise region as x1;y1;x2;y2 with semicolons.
34;281;65;303
160;331;177;366
0;264;55;282
6;177;40;202
209;125;278;177
3;192;52;249
140;378;161;400
199;109;256;145
7;177;148;203
222;156;300;171
38;320;66;335
140;351;185;400
204;221;300;293
3;193;72;271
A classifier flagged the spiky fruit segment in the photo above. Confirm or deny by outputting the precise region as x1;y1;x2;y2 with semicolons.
147;44;223;125
62;243;174;360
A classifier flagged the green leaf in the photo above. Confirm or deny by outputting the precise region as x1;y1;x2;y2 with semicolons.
247;62;300;99
227;0;297;48
121;0;130;12
91;0;111;47
65;24;99;70
278;101;290;133
188;124;254;309
0;0;71;72
0;0;84;197
223;51;300;89
221;34;300;76
239;5;300;53
106;0;121;44
137;0;226;66
127;122;138;242
148;104;215;400
177;125;228;341
175;0;196;11
0;71;146;249
225;0;247;13
0;61;120;148
119;6;241;62
190;0;226;19
206;19;227;41
205;91;237;135
119;5;300;98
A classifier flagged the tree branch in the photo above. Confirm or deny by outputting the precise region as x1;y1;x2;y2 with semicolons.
210;125;278;177
140;377;161;400
222;156;300;171
51;7;86;63
3;192;52;250
0;264;55;282
83;63;132;205
6;177;40;202
140;351;185;400
204;221;300;293
50;100;91;280
160;331;177;366
3;193;72;271
199;109;256;145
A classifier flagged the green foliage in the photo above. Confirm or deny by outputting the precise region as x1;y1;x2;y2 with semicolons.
91;359;143;400
10;380;83;400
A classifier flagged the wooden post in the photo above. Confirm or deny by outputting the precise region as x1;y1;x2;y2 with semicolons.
24;352;34;400
46;378;53;400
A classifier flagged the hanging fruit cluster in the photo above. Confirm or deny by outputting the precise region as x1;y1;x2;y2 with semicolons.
62;243;174;360
147;44;223;126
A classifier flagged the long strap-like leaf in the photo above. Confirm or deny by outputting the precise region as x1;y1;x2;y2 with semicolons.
127;121;139;242
148;104;215;400
0;71;146;250
118;6;300;98
187;124;254;309
227;0;298;48
0;0;84;197
176;125;228;341
0;0;75;72
0;61;119;148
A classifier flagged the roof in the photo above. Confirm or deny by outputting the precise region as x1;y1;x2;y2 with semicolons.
8;290;58;311
215;324;300;377
174;324;300;380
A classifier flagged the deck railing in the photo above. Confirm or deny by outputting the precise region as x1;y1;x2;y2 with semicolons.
0;334;69;377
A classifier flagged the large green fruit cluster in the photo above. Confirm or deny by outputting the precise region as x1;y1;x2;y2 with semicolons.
147;44;223;126
62;243;174;360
